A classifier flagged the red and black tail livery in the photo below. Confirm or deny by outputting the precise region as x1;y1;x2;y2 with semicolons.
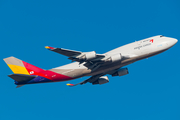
3;57;73;87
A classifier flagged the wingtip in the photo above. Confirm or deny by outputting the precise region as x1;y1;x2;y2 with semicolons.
45;46;55;50
66;83;74;87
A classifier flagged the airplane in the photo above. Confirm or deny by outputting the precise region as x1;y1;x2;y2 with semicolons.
3;35;178;88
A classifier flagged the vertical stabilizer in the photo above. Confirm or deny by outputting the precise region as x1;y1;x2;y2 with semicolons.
3;57;30;75
3;56;46;76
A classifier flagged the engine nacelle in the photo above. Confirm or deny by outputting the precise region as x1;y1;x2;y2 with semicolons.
80;51;96;60
92;76;109;85
112;68;129;77
106;53;122;63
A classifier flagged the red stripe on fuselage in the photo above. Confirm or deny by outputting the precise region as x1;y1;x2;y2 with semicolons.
45;70;73;81
22;61;73;82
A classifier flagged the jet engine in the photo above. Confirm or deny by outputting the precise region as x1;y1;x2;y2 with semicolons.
80;51;96;60
112;68;129;77
92;76;109;85
106;53;122;63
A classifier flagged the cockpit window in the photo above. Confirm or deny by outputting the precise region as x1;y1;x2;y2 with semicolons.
160;35;164;37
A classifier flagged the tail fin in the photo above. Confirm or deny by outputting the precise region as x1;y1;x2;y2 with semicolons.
3;56;45;76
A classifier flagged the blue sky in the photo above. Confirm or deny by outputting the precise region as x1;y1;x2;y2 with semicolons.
1;0;180;120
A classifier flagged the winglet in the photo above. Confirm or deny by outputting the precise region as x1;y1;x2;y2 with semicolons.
45;46;55;50
66;83;75;87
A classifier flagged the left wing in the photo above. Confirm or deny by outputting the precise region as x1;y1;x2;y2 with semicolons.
66;68;129;87
45;46;82;57
45;46;105;63
66;73;106;87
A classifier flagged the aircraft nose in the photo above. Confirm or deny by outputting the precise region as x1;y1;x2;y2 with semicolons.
171;38;178;45
174;38;178;44
167;38;178;48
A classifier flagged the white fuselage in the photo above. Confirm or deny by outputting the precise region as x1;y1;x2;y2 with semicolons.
50;35;178;78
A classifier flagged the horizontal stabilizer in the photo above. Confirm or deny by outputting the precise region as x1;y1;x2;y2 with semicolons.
16;84;25;88
8;74;37;83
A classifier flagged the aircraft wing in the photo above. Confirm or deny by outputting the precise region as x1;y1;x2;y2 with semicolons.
66;73;105;87
45;46;105;63
45;46;82;57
